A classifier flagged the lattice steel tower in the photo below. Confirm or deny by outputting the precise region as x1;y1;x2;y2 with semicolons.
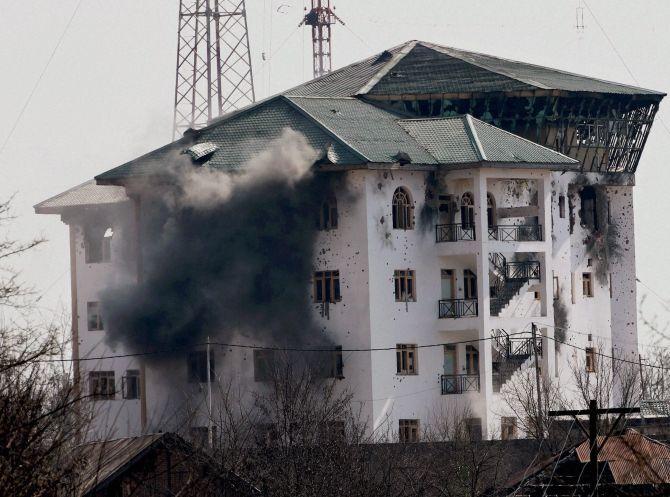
173;0;255;138
300;0;344;79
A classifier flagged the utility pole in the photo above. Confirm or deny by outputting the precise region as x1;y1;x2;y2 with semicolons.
549;401;640;495
531;323;544;439
300;0;345;79
173;0;255;139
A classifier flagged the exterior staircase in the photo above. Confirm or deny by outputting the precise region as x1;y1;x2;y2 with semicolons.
488;253;541;317
492;329;542;393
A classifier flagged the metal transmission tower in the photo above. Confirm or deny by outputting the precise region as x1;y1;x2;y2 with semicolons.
173;0;255;139
300;1;344;79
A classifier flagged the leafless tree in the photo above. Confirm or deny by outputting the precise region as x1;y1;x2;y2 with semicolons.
0;197;89;497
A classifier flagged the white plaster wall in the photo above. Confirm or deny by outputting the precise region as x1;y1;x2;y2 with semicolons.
69;202;143;440
66;166;640;442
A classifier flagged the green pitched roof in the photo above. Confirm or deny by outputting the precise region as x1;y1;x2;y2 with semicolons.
286;40;664;98
94;95;576;184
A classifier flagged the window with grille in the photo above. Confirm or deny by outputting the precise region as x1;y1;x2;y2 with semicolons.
89;371;115;400
254;349;276;382
314;271;341;303
187;351;215;383
582;273;593;297
399;419;419;443
585;347;597;372
396;344;418;375
392;187;414;230
87;302;103;331
318;195;338;230
394;269;416;302
122;370;140;399
501;417;518;440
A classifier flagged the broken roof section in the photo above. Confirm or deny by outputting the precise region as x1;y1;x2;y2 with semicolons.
34;180;128;214
288;40;665;98
95;95;576;184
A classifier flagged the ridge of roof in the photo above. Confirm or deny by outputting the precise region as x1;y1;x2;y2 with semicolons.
357;40;418;95
283;96;372;163
464;115;487;162
418;40;665;96
467;115;578;164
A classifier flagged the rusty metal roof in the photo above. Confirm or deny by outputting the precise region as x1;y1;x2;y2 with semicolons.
74;433;167;496
574;429;670;485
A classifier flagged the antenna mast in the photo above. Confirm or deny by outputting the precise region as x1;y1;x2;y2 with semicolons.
173;0;255;139
300;0;344;79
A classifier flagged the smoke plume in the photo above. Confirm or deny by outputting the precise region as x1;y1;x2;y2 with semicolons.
101;129;339;354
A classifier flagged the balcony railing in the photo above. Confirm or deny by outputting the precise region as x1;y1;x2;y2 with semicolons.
435;223;476;243
506;261;541;281
488;224;543;242
441;374;480;395
438;299;478;319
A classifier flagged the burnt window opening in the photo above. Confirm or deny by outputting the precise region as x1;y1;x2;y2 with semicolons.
84;226;113;263
553;273;560;300
394;269;416;302
122;370;140;399
392;187;414;230
558;195;566;219
87;301;103;331
585;347;597;372
329;346;344;379
187;350;215;383
487;193;497;227
399;419;420;443
253;349;276;382
580;186;598;231
464;269;477;300
89;371;115;400
461;192;475;229
396;344;418;375
318;195;338;230
465;418;483;441
314;271;341;303
582;272;594;298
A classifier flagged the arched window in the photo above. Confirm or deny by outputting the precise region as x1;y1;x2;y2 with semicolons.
461;192;475;229
580;186;598;231
392;187;414;230
318;195;338;230
486;193;497;227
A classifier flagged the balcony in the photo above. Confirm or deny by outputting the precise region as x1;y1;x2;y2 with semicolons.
435;223;476;243
441;374;480;395
488;224;543;242
438;299;478;319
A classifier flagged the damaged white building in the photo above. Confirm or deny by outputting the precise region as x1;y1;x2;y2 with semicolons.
36;41;665;441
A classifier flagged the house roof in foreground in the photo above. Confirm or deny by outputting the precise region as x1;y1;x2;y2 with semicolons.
500;429;670;495
286;40;665;98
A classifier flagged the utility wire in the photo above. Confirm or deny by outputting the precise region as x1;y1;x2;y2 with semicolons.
0;0;84;159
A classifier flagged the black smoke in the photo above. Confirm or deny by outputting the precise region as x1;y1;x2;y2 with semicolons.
101;130;342;355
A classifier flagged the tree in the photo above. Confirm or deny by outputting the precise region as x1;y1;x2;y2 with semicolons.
0;197;88;497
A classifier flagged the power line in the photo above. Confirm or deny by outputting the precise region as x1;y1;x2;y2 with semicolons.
0;0;84;159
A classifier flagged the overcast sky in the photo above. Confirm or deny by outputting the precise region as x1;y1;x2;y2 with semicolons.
1;0;669;349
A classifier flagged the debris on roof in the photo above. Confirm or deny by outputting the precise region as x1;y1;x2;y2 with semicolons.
185;141;219;162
